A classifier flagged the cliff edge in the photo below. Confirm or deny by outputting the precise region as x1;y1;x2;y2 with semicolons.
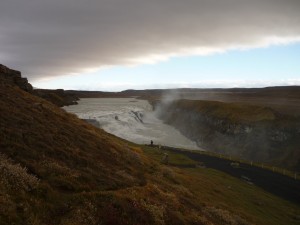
158;99;300;171
0;64;33;92
0;64;78;106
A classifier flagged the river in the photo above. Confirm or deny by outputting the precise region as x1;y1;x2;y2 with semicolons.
63;98;199;150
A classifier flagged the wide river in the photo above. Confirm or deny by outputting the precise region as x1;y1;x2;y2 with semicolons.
64;98;199;150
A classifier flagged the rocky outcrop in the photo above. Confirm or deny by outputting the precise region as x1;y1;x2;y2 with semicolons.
33;88;79;107
0;64;78;106
157;99;300;170
0;64;33;92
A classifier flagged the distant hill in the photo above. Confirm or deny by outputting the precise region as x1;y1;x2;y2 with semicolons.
68;86;300;116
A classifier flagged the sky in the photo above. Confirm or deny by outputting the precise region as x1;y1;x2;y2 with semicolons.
1;0;300;91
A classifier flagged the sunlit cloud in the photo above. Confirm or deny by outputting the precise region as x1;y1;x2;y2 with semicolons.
1;0;300;81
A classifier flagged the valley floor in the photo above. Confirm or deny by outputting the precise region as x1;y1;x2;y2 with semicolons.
141;145;300;225
149;145;300;204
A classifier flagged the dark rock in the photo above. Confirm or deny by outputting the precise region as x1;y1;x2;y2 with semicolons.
0;64;33;92
33;89;79;107
0;64;78;107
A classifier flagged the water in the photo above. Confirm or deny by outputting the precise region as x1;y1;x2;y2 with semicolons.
63;98;199;150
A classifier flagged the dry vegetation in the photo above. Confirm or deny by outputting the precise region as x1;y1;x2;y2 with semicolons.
169;99;286;123
0;79;299;224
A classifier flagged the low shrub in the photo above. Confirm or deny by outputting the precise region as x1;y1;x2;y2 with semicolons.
0;154;39;192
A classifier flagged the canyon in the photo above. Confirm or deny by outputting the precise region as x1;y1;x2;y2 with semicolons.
157;99;300;170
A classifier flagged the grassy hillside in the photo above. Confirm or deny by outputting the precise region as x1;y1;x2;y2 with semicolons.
170;100;280;123
0;70;299;224
142;146;300;225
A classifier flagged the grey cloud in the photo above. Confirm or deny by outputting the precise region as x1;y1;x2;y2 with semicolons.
1;0;300;80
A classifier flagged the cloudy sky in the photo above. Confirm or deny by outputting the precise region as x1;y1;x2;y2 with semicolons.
1;0;300;91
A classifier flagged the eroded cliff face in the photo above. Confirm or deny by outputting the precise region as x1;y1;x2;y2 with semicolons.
157;99;300;170
0;64;33;92
34;88;79;107
0;64;78;106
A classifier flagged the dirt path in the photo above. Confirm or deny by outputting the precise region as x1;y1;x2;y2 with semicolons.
161;146;300;205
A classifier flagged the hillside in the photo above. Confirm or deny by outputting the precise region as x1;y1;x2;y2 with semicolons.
157;99;300;171
1;65;300;224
